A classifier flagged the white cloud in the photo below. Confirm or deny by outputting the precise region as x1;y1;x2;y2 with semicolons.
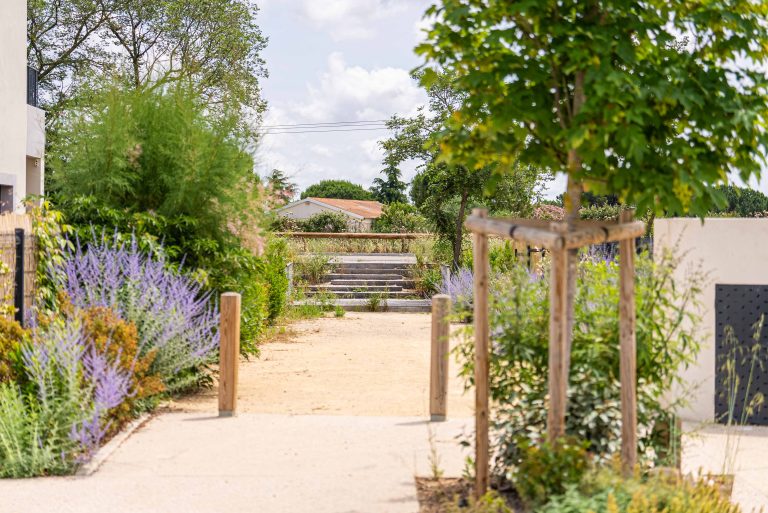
301;0;408;40
284;52;424;122
256;53;426;192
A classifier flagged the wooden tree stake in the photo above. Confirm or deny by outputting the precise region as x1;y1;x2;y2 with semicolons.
619;210;638;474
430;294;451;421
472;208;490;498
547;223;569;443
218;292;241;417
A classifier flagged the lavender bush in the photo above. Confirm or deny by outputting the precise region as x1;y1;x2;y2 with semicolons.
0;318;131;477
54;236;219;392
439;266;474;314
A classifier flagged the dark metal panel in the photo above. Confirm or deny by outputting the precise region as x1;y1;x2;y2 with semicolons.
714;284;768;425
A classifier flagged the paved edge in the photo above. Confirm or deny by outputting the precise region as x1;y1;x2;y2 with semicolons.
75;413;153;476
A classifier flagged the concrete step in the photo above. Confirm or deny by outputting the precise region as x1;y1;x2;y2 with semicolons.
309;285;404;293
326;273;408;281
306;290;420;299
334;263;414;272
328;279;416;288
292;298;431;313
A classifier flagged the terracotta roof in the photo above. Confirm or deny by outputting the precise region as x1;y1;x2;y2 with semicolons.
308;197;384;219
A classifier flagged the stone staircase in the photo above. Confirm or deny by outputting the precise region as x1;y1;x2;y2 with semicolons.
299;256;431;312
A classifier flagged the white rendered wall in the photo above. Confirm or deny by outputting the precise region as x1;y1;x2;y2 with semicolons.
0;0;27;209
654;218;768;422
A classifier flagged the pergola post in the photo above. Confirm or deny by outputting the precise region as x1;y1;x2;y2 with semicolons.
619;209;638;474
547;222;569;443
472;208;490;498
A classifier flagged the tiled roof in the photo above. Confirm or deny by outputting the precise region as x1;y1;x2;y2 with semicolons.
308;197;384;219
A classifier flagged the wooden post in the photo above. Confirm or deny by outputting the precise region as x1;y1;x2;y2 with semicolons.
218;292;241;417
547;222;569;444
430;294;451;421
619;210;638;474
472;208;490;498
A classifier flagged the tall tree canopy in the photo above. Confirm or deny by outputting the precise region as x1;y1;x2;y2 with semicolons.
28;0;267;114
49;84;258;249
417;0;768;218
382;70;545;268
371;165;408;204
264;169;297;207
300;180;374;201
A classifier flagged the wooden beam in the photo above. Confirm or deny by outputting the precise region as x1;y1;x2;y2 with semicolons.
472;208;491;499
218;292;241;417
547;223;568;443
430;294;451;421
465;215;564;249
563;221;645;248
619;210;638;474
274;232;429;239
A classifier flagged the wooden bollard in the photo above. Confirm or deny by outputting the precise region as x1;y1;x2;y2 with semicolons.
218;292;241;417
430;294;451;421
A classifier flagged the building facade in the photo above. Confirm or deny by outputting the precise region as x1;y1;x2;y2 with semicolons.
0;0;45;214
277;197;384;232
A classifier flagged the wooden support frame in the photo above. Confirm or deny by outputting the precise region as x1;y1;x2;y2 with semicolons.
472;209;490;498
465;210;641;492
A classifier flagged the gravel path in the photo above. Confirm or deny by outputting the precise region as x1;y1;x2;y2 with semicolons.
172;312;475;418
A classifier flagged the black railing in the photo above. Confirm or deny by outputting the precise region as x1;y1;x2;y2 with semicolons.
27;66;38;107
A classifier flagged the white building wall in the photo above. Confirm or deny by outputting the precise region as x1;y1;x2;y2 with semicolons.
279;201;338;220
654;218;768;422
0;0;44;212
0;0;27;211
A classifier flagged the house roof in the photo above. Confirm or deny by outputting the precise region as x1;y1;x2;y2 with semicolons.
307;197;384;219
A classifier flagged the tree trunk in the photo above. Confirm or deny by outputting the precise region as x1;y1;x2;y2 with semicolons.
561;70;586;408
453;190;469;270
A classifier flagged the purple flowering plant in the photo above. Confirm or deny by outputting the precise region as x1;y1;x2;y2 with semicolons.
52;235;220;392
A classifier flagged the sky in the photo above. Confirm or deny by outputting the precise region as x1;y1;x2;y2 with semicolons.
254;0;438;197
254;0;766;199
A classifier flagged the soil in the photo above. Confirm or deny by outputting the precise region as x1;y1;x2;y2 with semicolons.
170;312;474;417
416;477;472;513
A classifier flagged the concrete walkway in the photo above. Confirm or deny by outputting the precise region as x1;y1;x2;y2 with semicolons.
0;313;474;513
682;423;768;511
3;413;470;513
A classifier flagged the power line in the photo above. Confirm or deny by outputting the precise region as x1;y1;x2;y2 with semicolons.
260;127;390;135
260;119;389;129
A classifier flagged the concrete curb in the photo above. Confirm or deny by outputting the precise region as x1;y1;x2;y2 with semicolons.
76;413;153;477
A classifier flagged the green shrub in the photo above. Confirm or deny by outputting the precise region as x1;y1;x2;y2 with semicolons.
300;211;349;233
456;250;704;478
209;250;270;357
513;437;590;507
262;238;290;321
373;202;428;233
0;318;27;385
295;254;332;284
540;469;742;513
443;491;513;513
49;83;260;251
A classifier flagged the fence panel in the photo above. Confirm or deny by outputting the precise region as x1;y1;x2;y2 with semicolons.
0;215;38;322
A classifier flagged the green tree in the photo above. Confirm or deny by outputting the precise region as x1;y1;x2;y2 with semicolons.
48;83;258;256
371;165;408;204
382;70;544;268
28;0;267;114
712;185;768;217
418;0;768;442
265;169;297;206
417;1;768;218
300;180;374;201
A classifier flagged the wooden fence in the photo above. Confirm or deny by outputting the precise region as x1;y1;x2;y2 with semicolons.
0;215;37;323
